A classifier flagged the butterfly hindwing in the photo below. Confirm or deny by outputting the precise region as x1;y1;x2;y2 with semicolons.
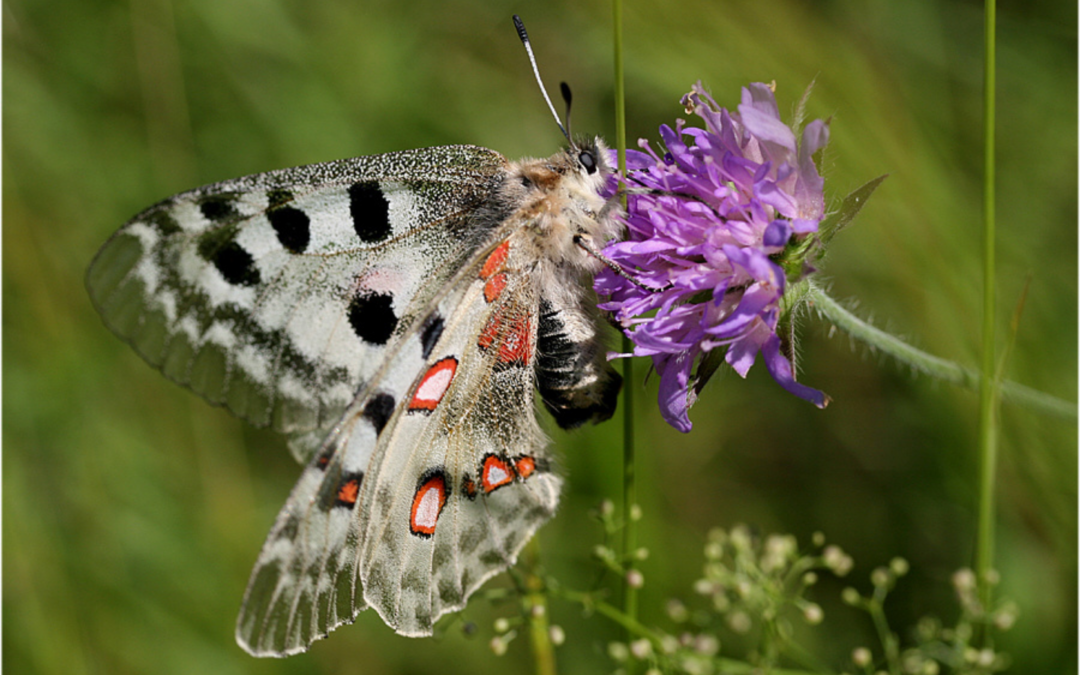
237;236;561;653
234;240;489;656
357;248;559;636
87;146;510;443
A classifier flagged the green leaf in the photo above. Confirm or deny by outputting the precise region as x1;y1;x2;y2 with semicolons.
692;347;727;398
817;174;888;249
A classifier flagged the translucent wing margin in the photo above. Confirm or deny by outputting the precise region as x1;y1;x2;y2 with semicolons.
87;145;510;440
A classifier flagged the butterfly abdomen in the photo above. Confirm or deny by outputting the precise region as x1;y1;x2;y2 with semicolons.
535;298;621;429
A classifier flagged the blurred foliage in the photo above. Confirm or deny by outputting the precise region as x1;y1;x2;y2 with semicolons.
3;0;1075;673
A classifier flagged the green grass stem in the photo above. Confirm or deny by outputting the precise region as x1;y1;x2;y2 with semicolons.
975;0;999;627
612;0;638;646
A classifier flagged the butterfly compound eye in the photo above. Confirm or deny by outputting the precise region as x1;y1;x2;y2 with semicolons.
578;150;597;175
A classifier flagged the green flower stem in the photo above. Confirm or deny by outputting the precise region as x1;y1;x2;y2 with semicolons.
805;283;1075;419
975;0;999;625
524;539;556;675
612;0;638;645
867;591;900;675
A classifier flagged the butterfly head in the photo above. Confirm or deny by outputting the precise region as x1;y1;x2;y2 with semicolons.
505;137;620;274
563;135;613;196
569;137;603;177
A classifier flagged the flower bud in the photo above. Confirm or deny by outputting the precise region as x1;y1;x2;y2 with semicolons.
607;641;629;662
630;639;653;659
852;647;872;667
666;599;689;623
824;545;854;576
727;611;751;634
842;587;861;605
549;625;565;646
802;603;824;625
693;634;719;656
871;567;890;588
952;568;977;594
992;602;1019;631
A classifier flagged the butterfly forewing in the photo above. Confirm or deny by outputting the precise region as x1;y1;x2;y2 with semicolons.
87;146;509;443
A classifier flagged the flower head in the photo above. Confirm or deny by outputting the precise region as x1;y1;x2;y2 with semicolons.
596;82;830;432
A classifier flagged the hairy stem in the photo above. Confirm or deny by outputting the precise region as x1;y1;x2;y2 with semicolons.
806;284;1074;419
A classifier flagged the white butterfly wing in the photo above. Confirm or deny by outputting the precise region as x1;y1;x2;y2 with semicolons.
87;145;510;447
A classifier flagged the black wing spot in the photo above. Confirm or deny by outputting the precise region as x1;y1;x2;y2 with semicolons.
363;392;396;434
268;206;311;253
206;240;260;286
199;197;239;221
349;182;391;243
348;291;397;345
420;313;445;360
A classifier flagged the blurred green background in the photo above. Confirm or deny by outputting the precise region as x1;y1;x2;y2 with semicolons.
5;0;1076;673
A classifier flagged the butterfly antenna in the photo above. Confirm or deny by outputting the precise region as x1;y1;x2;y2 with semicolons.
560;82;574;142
513;15;571;144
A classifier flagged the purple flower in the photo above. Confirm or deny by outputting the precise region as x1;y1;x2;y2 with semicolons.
596;82;831;432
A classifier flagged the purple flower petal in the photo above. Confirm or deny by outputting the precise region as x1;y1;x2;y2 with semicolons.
763;220;793;248
657;352;695;432
762;335;830;408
